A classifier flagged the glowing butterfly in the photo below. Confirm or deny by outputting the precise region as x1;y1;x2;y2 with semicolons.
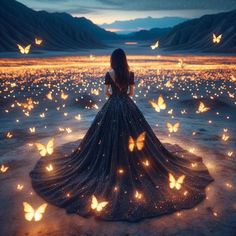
197;102;210;113
46;92;53;100
213;33;222;44
91;195;108;212
91;88;99;95
134;191;143;200
75;114;81;121
93;104;99;109
149;95;166;112
23;202;47;221
142;159;150;167
222;134;229;141
6;132;13;139
0;165;9;173
165;81;173;88
29;127;36;133
40;112;45;118
166;122;180;133
17;44;31;54
178;59;184;68
227;151;233;157
169;173;185;190
168;109;173;114
66;128;72;134
35;139;54;157
128;132;146;152
150;41;159;50
35;38;43;45
46;164;53;172
17;184;24;190
61;92;68;100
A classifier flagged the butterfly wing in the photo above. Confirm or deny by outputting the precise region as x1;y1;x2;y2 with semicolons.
34;203;47;221
173;123;180;132
17;44;25;54
176;175;186;190
167;122;173;133
24;45;31;54
169;173;176;189
46;138;54;155
91;195;98;210
35;143;47;157
128;136;135;152
23;202;35;221
97;201;108;212
136;132;146;150
158;96;166;110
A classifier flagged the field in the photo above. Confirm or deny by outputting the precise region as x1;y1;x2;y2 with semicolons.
0;53;236;235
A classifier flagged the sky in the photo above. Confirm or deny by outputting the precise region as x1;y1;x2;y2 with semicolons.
18;0;236;25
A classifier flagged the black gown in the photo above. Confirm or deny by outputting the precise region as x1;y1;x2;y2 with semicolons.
30;72;213;222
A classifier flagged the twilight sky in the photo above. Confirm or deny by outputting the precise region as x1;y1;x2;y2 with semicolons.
18;0;236;24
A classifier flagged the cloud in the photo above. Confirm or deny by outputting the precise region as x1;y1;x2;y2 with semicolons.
96;0;236;11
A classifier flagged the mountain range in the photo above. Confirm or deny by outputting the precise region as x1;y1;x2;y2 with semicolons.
162;10;236;52
0;0;235;53
100;16;188;34
0;0;117;51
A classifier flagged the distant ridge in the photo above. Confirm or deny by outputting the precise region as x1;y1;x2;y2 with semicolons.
161;10;236;52
0;0;117;52
100;16;188;33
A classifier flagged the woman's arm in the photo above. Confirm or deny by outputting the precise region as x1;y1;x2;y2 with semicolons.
128;85;135;97
105;85;111;97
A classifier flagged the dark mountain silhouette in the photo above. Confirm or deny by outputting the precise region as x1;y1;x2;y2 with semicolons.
0;0;117;52
123;28;171;40
100;16;187;34
161;10;236;52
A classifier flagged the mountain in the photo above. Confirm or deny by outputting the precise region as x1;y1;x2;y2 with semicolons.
0;0;117;52
123;28;171;41
100;16;188;34
162;10;236;52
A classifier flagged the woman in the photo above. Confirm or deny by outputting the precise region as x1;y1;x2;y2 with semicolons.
30;48;213;222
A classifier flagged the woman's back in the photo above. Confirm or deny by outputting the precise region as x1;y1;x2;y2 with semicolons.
105;70;135;95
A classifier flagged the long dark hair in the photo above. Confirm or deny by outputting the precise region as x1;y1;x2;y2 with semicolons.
110;48;129;88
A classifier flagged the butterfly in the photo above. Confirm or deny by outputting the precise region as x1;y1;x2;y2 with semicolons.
150;41;159;50
6;132;13;138
149;95;166;112
23;202;47;221
46;164;53;172
17;184;24;190
29;127;36;133
35;139;54;157
128;132;146;152
222;134;229;141
17;44;31;54
46;92;53;100
213;33;222;44
75;114;81;121
165;81;173;88
134;191;143;200
61;92;68;100
91;195;108;212
35;38;43;45
0;165;9;173
166;122;180;133
169;173;185;190
197;102;210;113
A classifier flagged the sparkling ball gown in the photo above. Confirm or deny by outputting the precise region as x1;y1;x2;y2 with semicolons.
30;71;213;222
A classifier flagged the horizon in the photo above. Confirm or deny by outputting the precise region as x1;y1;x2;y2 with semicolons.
17;0;236;26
